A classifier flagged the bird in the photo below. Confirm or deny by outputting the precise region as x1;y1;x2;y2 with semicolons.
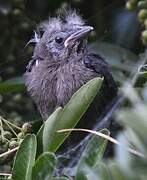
24;11;118;147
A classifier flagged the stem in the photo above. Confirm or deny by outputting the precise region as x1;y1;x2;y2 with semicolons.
0;146;19;158
3;120;18;138
57;128;145;158
0;173;12;176
1;117;22;131
0;117;4;139
3;136;11;143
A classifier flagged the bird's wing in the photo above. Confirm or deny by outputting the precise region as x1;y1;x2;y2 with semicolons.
84;53;118;110
85;53;117;96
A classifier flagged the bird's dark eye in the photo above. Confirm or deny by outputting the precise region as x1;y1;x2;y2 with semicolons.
55;37;63;44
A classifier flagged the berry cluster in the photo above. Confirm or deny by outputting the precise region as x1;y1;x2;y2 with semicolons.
0;117;32;154
126;0;147;45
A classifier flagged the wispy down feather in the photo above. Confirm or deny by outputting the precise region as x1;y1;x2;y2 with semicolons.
25;31;40;47
38;10;85;33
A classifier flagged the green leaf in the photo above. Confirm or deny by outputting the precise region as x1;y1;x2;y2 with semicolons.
43;77;103;152
0;77;25;93
43;107;63;152
32;152;57;180
76;129;110;179
75;171;88;180
36;107;62;156
12;134;37;180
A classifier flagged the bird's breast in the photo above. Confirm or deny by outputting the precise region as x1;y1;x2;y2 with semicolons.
25;60;98;119
56;62;98;106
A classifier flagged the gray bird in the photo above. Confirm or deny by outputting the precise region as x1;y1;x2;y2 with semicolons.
24;11;117;145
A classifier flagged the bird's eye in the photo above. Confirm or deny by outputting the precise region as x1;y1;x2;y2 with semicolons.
55;37;63;44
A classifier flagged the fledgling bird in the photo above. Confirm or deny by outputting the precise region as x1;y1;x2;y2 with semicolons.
24;11;117;145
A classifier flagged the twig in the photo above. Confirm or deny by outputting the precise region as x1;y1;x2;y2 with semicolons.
3;120;18;137
0;117;4;139
1;117;22;131
0;146;19;158
57;128;145;158
0;173;12;176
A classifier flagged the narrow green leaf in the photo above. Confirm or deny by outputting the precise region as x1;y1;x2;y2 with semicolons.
43;77;103;152
12;134;37;180
76;129;109;179
32;152;57;180
0;77;25;93
43;107;63;152
36;107;62;157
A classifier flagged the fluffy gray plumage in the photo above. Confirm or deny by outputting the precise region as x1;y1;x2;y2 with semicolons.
24;11;117;132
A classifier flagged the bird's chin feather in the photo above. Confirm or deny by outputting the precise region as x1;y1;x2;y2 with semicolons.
35;60;39;67
25;31;40;47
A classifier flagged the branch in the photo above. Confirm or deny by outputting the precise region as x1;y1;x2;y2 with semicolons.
57;128;145;158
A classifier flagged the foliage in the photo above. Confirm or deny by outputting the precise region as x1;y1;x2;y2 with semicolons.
1;0;147;179
0;77;103;179
126;0;147;45
42;77;102;152
1;83;147;179
12;129;109;180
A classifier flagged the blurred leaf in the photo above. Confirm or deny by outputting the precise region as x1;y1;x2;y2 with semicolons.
32;152;57;180
12;134;37;180
43;77;103;152
90;42;137;72
76;129;109;179
125;128;144;154
88;162;110;180
135;71;147;87
115;133;134;178
115;133;146;180
76;171;88;180
108;161;130;180
0;1;12;15
76;162;110;180
0;76;25;93
116;132;147;178
117;104;147;153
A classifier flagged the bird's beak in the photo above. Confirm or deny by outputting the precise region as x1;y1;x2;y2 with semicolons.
64;26;94;48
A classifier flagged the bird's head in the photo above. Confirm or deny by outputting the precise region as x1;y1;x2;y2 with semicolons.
32;11;93;64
